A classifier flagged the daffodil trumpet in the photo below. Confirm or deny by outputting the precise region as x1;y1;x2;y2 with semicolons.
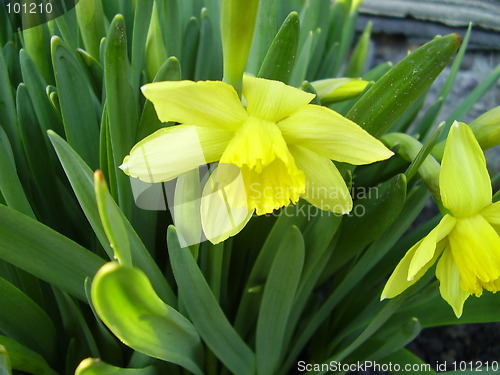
382;122;500;317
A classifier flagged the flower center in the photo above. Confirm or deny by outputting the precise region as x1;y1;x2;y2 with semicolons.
220;117;305;214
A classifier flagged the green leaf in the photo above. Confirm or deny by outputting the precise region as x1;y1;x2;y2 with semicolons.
347;34;461;136
104;15;138;214
158;0;182;59
256;226;304;375
328;174;407;273
344;20;372;77
289;30;313;87
76;358;157;375
379;348;435;374
130;0;154;90
246;0;277;75
75;0;106;60
20;49;64;137
167;226;256;375
0;204;105;301
0;277;56;361
91;262;203;374
137;57;181;141
94;170;132;266
48;131;176;306
0;336;54;375
0;45;19;154
22;24;53;83
234;203;308;338
258;12;300;83
145;2;167;82
194;8;214;80
0;128;35;218
51;36;100;170
180;17;200;80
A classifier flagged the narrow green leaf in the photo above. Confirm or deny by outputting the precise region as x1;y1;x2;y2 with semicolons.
347;34;461;136
234;203;308;338
258;12;300;83
382;133;441;199
48;131;176;306
145;2;167;81
91;262;203;374
0;277;56;361
246;0;277;75
94;170;132;266
167;226;256;375
0;46;19;153
0;336;54;375
105;15;138;214
51;36;100;169
137;57;181;141
284;185;430;371
405;123;444;182
159;0;182;59
0;204;104;301
20;49;64;137
256;226;304;375
344;20;372;77
22;24;52;83
76;358;157;375
130;0;154;90
0;128;35;218
75;0;106;59
194;8;214;80
77;48;104;98
289;30;313;87
328;174;407;273
180;17;200;80
442;63;500;138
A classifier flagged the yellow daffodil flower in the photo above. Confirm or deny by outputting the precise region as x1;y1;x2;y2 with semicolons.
120;75;393;243
382;122;500;317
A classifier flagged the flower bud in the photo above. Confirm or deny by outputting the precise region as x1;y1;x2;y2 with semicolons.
310;78;370;104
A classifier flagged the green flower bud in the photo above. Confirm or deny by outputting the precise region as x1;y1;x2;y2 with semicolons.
470;106;500;150
310;78;370;104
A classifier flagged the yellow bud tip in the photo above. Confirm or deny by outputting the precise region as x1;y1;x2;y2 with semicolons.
94;169;104;182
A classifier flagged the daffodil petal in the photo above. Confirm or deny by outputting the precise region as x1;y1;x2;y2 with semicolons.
289;145;352;214
381;239;445;300
141;80;247;131
440;122;492;217
448;214;500;295
481;201;500;226
436;249;470;318
278;105;393;165
121;125;232;183
408;214;456;280
200;164;253;244
242;75;315;122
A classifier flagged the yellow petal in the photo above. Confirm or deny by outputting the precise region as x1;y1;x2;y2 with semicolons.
242;75;315;122
381;239;445;300
408;214;456;280
220;117;305;214
289;145;352;214
121;125;232;183
481;201;500;226
279;105;393;165
141;80;247;131
448;214;500;295
440;122;492;217
435;249;470;318
200;164;253;244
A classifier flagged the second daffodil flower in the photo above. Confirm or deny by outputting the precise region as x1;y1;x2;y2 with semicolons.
120;75;393;243
382;122;500;317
